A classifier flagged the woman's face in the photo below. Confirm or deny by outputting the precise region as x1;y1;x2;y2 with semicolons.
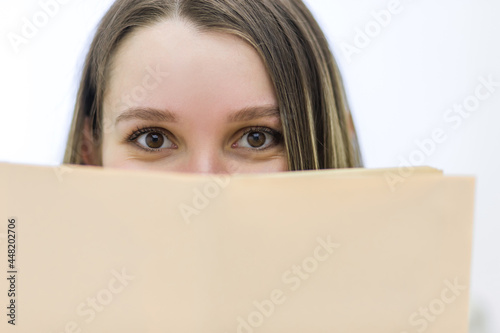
98;18;287;174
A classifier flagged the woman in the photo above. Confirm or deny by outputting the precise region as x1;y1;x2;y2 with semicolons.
63;0;363;173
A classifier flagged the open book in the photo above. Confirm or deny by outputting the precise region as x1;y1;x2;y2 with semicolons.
0;162;475;332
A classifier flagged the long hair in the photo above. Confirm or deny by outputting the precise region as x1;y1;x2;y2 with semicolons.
63;0;363;170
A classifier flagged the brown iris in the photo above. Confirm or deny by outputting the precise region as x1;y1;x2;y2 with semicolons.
247;131;266;148
145;132;164;149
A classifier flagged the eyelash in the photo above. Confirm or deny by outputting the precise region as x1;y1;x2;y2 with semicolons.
125;126;284;153
239;127;284;151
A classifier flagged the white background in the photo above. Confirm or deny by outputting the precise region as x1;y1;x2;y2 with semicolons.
0;0;498;331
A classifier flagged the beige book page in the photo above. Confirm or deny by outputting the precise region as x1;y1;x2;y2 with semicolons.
0;163;474;333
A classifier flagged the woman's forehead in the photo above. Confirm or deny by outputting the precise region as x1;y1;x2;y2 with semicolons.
104;18;277;121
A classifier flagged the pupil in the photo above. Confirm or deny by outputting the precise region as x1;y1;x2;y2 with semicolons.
248;132;266;148
146;133;164;149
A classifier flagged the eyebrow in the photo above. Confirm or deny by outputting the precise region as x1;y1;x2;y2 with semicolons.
228;105;280;122
114;105;281;125
115;107;178;125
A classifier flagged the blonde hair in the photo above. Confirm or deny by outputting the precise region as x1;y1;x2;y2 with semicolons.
64;0;363;170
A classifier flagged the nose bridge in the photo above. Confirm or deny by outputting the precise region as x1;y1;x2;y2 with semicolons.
182;144;233;175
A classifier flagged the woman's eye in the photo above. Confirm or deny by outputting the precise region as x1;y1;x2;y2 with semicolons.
133;130;175;150
236;129;281;150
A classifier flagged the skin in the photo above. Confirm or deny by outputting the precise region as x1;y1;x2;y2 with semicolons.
83;18;288;174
